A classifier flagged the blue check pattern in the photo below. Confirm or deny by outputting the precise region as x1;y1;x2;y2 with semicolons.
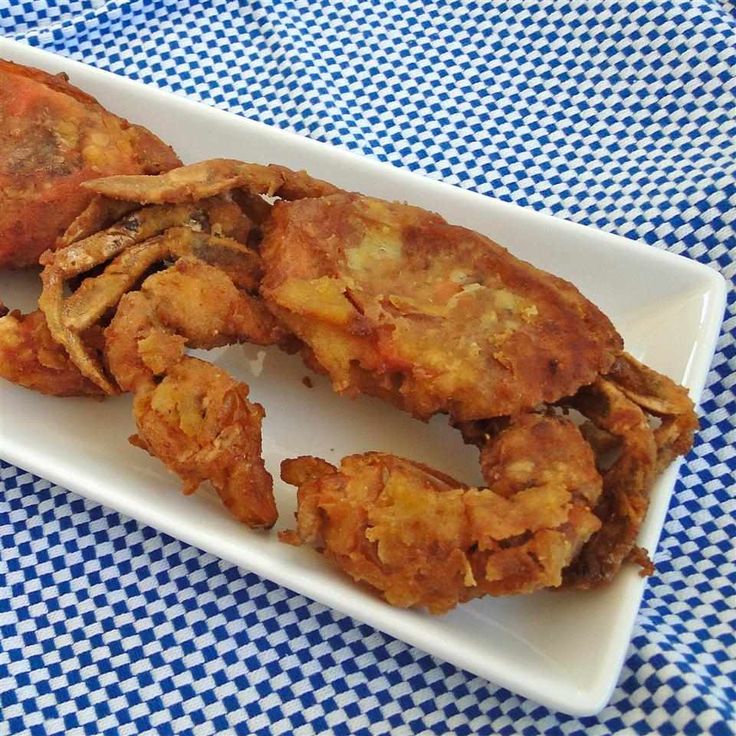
1;1;734;733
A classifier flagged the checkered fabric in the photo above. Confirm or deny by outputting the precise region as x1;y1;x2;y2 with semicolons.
1;0;734;733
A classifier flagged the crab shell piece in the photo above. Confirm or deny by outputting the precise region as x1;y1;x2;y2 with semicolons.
260;193;624;423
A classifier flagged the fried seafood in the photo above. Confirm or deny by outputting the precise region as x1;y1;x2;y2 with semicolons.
40;206;276;394
131;357;276;528
82;158;340;205
280;414;603;614
0;59;180;268
99;256;278;527
260;185;697;598
83;158;284;204
8;159;340;524
561;353;697;588
260;194;623;422
1;157;698;600
104;259;279;393
37;159;340;394
28;170;280;524
281;354;696;607
0;304;103;396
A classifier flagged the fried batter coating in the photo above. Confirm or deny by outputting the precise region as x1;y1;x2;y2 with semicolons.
84;159;342;205
281;414;602;613
562;354;697;589
132;357;276;528
100;261;279;527
606;352;698;472
16;161;290;527
261;194;623;422
40;200;274;394
84;159;283;204
0;60;180;268
0;306;103;396
4;158;697;585
37;160;339;395
58;196;139;248
259;181;695;593
105;259;281;392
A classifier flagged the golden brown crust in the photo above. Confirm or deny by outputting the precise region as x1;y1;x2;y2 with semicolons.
104;259;281;393
0;156;698;589
562;354;698;589
0;307;104;396
132;357;276;528
0;59;180;268
39;199;279;395
281;414;603;613
261;193;623;421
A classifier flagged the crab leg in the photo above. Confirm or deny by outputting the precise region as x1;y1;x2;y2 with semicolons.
266;164;343;200
63;227;263;332
100;262;278;528
606;352;697;471
562;377;658;589
131;356;277;528
83;159;284;204
83;158;345;207
104;258;281;393
560;351;698;588
42;202;209;278
58;195;139;248
0;306;104;397
174;229;263;290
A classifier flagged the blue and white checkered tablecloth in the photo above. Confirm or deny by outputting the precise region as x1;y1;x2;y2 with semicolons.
1;1;734;733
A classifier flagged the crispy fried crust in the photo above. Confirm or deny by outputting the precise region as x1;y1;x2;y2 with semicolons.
98;256;280;528
83;159;283;203
261;194;623;422
562;354;697;589
0;307;103;396
1;157;698;587
0;59;180;268
281;414;603;614
105;259;281;392
132;357;276;528
38;198;278;395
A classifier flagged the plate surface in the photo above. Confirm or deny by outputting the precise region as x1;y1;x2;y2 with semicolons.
0;38;726;716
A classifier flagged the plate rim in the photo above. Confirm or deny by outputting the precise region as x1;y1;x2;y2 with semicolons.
0;37;728;717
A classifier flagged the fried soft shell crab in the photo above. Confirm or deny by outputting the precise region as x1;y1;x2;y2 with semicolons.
0;158;697;614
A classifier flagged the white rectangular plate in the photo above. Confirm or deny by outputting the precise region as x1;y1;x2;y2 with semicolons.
0;39;727;716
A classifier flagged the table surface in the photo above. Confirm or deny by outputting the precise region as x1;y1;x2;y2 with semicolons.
1;2;734;735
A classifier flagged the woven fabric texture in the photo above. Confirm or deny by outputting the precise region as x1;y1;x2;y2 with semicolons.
1;1;734;734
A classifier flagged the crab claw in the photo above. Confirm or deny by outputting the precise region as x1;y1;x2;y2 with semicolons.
280;414;603;613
